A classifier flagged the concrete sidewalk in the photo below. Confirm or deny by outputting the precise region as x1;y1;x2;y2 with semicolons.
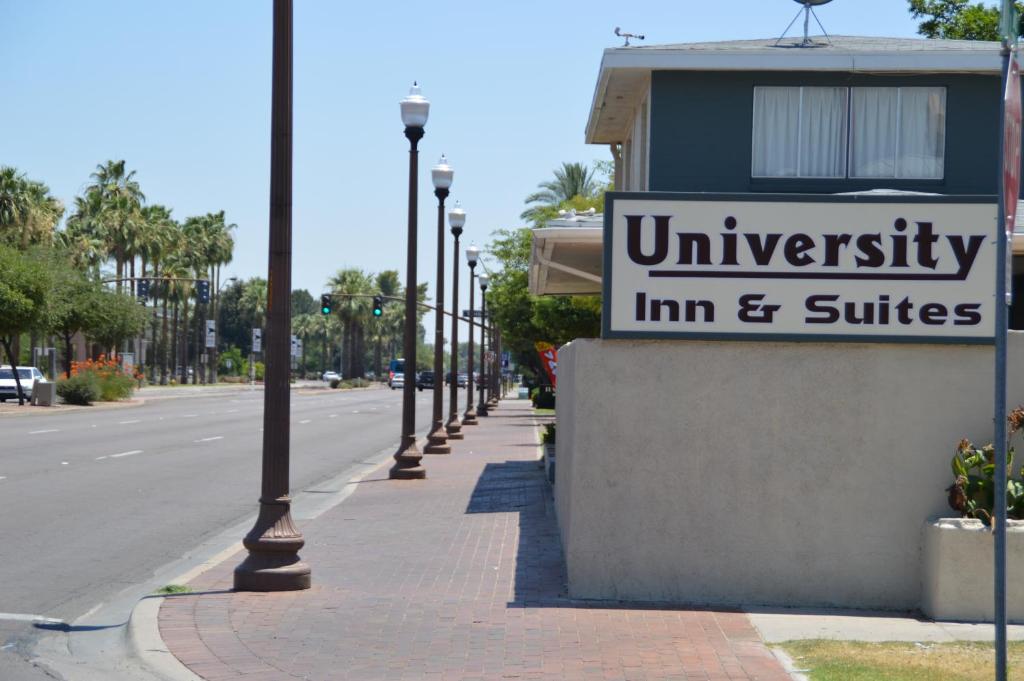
158;398;791;681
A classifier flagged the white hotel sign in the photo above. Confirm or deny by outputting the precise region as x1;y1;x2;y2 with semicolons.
603;194;997;343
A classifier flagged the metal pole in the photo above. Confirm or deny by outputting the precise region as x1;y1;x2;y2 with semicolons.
390;124;426;478
463;265;478;426
234;0;309;592
477;288;488;417
994;37;1012;681
425;189;450;454
446;228;464;439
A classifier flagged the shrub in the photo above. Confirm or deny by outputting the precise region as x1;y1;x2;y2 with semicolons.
329;378;341;389
240;360;265;381
57;373;100;405
532;386;555;410
68;355;136;402
541;423;556;444
947;406;1024;525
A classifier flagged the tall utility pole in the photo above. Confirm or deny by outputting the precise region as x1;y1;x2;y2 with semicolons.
234;0;310;592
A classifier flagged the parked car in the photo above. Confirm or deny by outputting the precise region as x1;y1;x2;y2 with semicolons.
0;366;45;402
457;372;468;387
322;371;341;382
416;371;435;391
388;359;405;388
390;372;405;390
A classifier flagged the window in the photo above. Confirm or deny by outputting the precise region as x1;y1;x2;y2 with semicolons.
752;85;946;180
753;86;848;178
850;87;946;179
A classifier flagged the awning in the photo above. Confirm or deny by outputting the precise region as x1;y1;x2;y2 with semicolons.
529;219;603;296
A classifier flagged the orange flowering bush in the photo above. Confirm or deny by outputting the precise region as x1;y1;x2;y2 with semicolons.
68;354;136;401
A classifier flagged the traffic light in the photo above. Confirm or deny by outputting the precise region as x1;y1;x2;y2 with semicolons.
196;279;210;304
372;295;383;317
320;294;333;315
136;278;150;300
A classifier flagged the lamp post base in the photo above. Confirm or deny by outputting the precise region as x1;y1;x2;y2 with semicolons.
477;404;489;417
424;424;451;454
234;499;311;592
445;417;464;439
390;437;426;479
462;409;478;426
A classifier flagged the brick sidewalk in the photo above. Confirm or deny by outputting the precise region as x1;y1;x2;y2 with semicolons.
159;399;791;681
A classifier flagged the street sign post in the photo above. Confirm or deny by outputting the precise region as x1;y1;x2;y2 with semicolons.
252;328;262;354
205;320;216;349
994;9;1019;676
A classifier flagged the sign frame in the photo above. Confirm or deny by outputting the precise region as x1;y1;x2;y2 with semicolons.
602;192;998;345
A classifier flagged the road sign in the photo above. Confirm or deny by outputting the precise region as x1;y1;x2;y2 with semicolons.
462;310;487;318
1004;51;1021;237
502;351;510;369
290;335;298;357
205;320;216;348
252;328;262;353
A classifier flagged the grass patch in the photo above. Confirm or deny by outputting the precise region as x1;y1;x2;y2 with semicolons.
781;640;1024;681
155;584;192;595
534;408;555;416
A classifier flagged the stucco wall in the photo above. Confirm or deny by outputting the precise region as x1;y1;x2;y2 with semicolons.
555;335;1024;610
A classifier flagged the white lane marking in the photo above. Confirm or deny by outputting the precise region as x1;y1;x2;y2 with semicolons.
193;436;224;443
111;450;143;459
0;613;64;625
29;429;59;435
328;414;338;419
118;420;140;425
299;419;311;424
352;410;360;414
0;477;6;481
61;462;69;466
226;409;239;414
181;414;198;419
95;456;107;461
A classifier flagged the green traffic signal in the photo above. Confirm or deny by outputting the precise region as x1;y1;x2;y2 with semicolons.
320;294;332;315
372;295;383;316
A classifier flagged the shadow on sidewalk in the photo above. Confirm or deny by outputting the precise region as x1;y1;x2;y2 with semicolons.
465;459;566;608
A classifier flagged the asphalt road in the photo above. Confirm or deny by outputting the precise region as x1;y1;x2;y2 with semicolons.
0;382;456;679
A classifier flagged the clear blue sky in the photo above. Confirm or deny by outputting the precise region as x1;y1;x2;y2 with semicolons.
1;0;922;338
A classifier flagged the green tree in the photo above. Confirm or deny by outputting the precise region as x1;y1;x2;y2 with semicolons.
292;289;315;316
0;245;53;403
485;228;600;385
0;167;63;249
520;162;602;226
89;288;149;354
908;0;1023;40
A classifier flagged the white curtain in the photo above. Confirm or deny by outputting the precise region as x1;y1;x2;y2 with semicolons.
799;87;848;177
898;87;946;179
752;87;800;177
851;87;945;179
851;87;898;178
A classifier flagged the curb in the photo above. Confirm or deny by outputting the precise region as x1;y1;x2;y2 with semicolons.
125;442;400;681
771;647;811;681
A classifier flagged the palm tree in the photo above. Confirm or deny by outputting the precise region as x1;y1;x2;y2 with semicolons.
327;268;374;379
520;162;601;225
0;167;63;249
85;160;145;292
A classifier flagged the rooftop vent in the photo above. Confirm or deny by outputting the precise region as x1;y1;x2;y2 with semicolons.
775;0;834;48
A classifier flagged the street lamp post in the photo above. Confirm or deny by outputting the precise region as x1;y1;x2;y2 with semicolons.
390;82;429;480
462;245;480;426
445;202;466;440
425;155;453;455
234;0;310;592
477;272;490;417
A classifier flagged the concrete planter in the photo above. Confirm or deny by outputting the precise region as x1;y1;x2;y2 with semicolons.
922;518;1024;623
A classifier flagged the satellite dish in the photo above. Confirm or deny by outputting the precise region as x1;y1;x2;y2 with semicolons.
778;0;834;47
